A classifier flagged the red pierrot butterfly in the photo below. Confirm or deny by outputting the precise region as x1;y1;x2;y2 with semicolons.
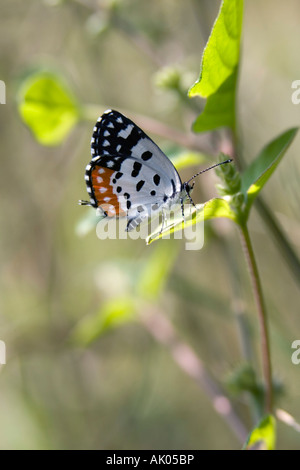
79;109;232;231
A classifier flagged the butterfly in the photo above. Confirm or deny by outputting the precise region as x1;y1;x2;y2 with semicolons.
79;109;232;232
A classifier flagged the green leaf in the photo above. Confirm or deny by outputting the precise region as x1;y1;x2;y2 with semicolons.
70;297;136;345
18;71;80;146
146;197;238;245
191;71;238;132
244;415;276;450
189;0;243;98
189;0;243;132
241;128;298;212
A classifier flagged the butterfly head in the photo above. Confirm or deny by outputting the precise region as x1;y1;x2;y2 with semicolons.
183;181;195;196
180;181;196;207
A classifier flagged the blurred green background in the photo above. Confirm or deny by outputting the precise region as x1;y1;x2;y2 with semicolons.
1;0;300;449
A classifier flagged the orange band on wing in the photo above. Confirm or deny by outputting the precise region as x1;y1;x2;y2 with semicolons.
91;166;127;217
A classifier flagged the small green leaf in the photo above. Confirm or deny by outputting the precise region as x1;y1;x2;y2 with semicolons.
147;197;238;245
244;415;276;450
70;297;136;345
189;0;243;132
241;128;298;212
18;71;80;145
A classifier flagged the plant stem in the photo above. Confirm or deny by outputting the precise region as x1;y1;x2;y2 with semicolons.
240;224;273;414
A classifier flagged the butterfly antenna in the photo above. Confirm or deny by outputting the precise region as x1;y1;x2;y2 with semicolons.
185;159;233;185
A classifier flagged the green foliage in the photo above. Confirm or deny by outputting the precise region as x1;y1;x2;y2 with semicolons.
191;73;239;132
17;71;80;145
243;415;276;450
147;197;237;245
215;153;241;196
241;128;298;216
148;127;298;242
189;0;243;132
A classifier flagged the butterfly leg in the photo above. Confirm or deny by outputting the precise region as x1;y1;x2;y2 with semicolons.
186;192;196;209
180;197;185;224
126;207;149;232
159;208;168;235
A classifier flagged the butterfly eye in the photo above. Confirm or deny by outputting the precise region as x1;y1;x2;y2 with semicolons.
184;182;194;194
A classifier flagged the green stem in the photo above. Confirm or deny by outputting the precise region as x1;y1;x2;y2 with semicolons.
240;224;273;414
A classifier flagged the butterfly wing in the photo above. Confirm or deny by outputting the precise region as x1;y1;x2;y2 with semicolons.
85;154;179;230
81;110;183;230
90;109;182;192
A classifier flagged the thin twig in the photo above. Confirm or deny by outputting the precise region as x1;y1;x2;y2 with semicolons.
276;409;300;433
140;307;248;444
239;225;273;414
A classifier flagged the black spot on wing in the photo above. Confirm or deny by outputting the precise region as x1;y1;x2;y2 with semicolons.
141;151;152;161
153;174;160;186
131;161;142;177
136;180;145;192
